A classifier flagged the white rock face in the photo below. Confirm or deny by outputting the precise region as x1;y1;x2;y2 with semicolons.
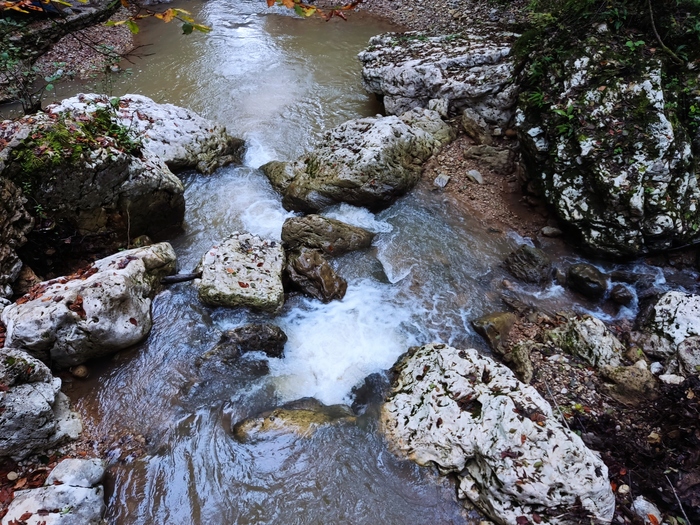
2;459;106;525
649;291;700;346
196;232;285;312
0;348;81;460
678;336;700;377
261;109;454;212
2;243;176;367
382;344;615;525
546;315;623;367
48;93;245;174
359;32;517;125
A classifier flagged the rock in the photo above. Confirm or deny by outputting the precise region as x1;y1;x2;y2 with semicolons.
0;348;81;460
281;215;374;257
461;108;492;145
0;178;33;299
13;264;41;297
196;232;285;312
601;361;657;403
610;283;634;307
381;344;615;524
631;496;662;525
69;365;89;379
504;244;552;285
630;331;675;358
48;93;245;174
471;312;516;351
2;459;106;525
285;248;347;303
359;32;517;125
517;46;700;257
567;263;608;301
540;226;562;238
2;243;175;367
261;109;453;212
659;373;685;385
546;314;623;368
206;324;288;361
647;291;700;346
466;169;484;184
678;336;700;376
434;173;451;188
463;145;512;173
232;398;355;442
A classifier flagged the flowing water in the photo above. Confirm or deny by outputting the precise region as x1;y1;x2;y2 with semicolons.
9;0;700;522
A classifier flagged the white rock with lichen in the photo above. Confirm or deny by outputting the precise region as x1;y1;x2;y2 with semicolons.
648;291;700;346
382;343;615;525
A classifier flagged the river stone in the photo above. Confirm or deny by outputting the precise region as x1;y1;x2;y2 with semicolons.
0;178;33;299
600;361;658;404
359;32;517;125
471;311;516;351
381;344;615;524
610;283;634;307
210;324;288;361
0;348;82;460
2;459;106;525
647;291;700;347
2;243;176;367
281;215;374;256
233;399;355;442
546;314;623;368
261;109;453;213
48;93;245;174
567;263;608;301
504;244;552;285
285;248;347;303
678;336;700;376
196;232;285;312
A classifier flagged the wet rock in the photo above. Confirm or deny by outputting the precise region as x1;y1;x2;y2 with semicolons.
3;458;106;525
232;398;355;442
211;324;288;361
647;291;700;346
381;344;615;524
196;232;285;312
567;263;608;301
678;336;700;376
0;348;81;460
471;311;516;351
0;178;33;299
601;361;657;404
285;248;347;303
2;243;176;367
261;109;453;212
503;244;552;285
359;32;517;125
281;215;374;257
463;145;512;174
546;314;623;368
610;283;634;307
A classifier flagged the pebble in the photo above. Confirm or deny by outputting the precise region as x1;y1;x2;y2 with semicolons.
650;362;663;375
6;471;18;481
659;374;685;385
617;484;630;495
434;172;451;188
466;169;483;184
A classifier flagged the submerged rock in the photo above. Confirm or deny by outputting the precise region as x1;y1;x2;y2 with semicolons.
2;243;176;367
232;399;355;442
196;232;285;312
0;348;81;460
359;32;517;125
204;324;288;362
281;215;375;256
261;109;453;212
381;343;615;524
504;244;552;285
2;458;106;525
285;247;347;303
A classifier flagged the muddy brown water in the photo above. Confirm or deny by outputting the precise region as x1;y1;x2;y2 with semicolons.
6;0;700;522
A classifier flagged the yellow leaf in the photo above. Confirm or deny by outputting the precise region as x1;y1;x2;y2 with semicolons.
281;0;295;7
160;8;175;22
192;23;212;33
266;0;275;5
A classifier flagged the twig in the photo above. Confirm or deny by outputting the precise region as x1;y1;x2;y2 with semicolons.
126;202;131;249
665;474;692;525
543;379;570;430
648;0;683;65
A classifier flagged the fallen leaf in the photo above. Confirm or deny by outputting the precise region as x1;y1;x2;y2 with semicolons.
129;318;138;326
238;282;250;288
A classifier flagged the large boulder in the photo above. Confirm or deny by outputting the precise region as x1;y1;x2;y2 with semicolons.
196;232;285;312
503;245;552;285
517;39;700;257
359;32;517;126
381;343;615;524
261;109;454;212
2;458;106;525
545;314;623;368
281;215;375;256
284;248;347;303
0;177;33;299
2;243;176;367
0;348;81;460
647;291;700;347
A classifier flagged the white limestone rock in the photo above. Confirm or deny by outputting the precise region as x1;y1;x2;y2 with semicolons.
196;232;285;312
648;291;700;346
2;243;176;367
359;32;517;125
546;314;623;367
382;343;615;525
0;348;81;460
2;459;106;525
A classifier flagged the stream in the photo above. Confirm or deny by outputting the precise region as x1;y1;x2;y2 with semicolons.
18;0;700;523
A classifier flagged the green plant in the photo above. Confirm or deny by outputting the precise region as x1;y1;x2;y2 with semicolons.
625;39;645;51
553;104;577;136
527;89;547;108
